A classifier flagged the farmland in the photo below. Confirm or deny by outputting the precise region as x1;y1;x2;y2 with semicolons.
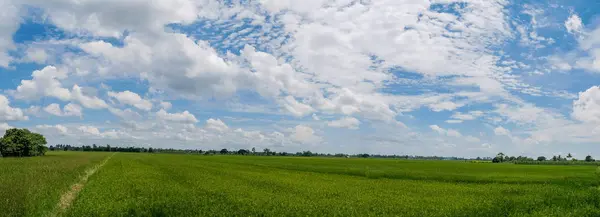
3;152;600;216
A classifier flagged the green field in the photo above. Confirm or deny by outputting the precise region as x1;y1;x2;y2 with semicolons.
2;152;600;216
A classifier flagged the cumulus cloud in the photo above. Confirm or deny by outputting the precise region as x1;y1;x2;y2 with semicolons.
573;86;600;123
108;90;152;111
327;117;360;130
205;118;229;132
44;103;83;117
0;123;13;136
0;95;27;121
13;66;71;101
156;109;198;123
429;125;462;138
494;126;511;136
290;125;321;144
71;85;109;109
565;14;583;35
36;124;69;136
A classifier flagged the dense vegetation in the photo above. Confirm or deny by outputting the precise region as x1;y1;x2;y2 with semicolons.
0;128;48;157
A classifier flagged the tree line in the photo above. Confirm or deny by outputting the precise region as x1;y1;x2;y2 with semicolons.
492;152;596;163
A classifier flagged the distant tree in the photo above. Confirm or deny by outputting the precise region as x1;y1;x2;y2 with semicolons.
148;147;154;153
585;155;595;162
476;157;482;160
492;157;501;163
537;156;546;161
220;149;228;154
567;153;572;159
552;156;558;161
359;153;370;158
237;149;249;155
263;148;271;156
252;147;256;154
0;128;48;157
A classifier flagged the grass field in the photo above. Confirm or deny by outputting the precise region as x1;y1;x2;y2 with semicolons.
3;152;600;216
0;152;112;217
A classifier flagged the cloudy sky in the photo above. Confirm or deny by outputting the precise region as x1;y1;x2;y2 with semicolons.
1;0;600;158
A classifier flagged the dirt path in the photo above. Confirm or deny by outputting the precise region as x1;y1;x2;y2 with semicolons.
49;153;116;217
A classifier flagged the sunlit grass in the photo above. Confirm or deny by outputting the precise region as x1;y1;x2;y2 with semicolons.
0;152;111;217
66;154;600;216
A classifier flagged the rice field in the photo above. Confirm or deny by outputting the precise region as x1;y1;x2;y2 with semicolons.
0;152;112;217
3;152;600;216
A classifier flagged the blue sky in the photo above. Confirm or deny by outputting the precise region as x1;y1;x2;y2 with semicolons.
2;0;600;158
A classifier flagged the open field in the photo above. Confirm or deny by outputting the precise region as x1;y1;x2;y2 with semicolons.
0;152;112;217
3;152;600;216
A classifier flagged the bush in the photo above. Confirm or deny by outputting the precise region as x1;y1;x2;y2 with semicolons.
0;128;48;157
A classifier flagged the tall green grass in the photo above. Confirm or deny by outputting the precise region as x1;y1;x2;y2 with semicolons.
66;154;600;216
0;152;111;217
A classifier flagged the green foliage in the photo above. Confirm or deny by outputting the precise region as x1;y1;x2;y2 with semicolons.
586;155;595;162
537;156;546;161
0;128;48;157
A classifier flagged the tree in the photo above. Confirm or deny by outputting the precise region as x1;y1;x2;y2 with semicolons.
585;155;595;162
567;153;572;159
220;149;228;154
492;157;501;163
237;149;249;155
0;128;48;157
263;148;271;156
537;156;546;161
252;147;256;154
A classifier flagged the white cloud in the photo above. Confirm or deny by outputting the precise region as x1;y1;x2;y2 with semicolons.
108;108;142;120
429;125;462;138
0;95;27;121
44;103;83;117
36;124;69;136
13;66;71;101
25;106;41;117
156;109;198;123
71;85;109;109
290;125;321;144
23;48;49;64
205;118;229;132
160;101;172;110
78;125;101;136
573;86;600;123
64;103;83;117
327;117;360;130
565;14;583;35
0;123;13;136
108;90;152;111
494;126;510;136
282;96;314;117
0;1;19;68
43;104;62;116
446;120;463;124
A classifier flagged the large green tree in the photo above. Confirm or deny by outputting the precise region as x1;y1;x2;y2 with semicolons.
0;128;48;157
